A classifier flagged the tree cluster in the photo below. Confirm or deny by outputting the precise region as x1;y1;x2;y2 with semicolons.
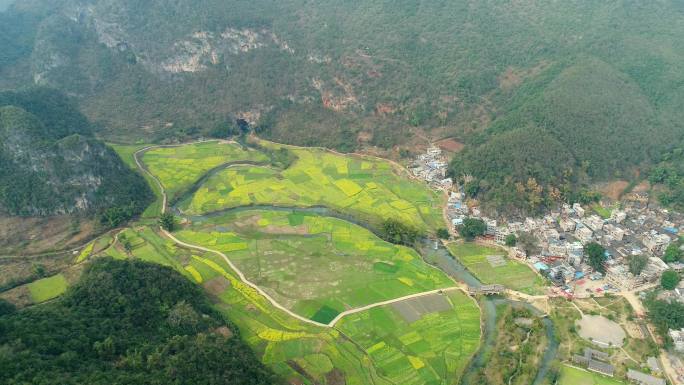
584;242;607;273
380;219;422;246
458;218;486;241
0;258;280;385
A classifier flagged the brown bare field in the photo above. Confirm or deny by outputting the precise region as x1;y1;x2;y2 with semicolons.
598;180;630;201
0;264;83;308
0;252;73;290
436;138;465;153
0;214;97;255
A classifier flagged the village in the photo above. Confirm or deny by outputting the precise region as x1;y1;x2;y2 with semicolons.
411;145;684;385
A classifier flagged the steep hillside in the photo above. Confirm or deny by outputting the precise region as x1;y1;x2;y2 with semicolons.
0;88;152;220
1;1;683;211
1;1;682;143
450;58;680;213
0;258;279;384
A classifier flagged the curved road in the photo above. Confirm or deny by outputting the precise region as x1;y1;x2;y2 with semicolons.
134;142;463;328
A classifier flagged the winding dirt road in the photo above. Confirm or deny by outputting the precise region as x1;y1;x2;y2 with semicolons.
134;141;464;328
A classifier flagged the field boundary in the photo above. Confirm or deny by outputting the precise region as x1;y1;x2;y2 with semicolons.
135;141;464;328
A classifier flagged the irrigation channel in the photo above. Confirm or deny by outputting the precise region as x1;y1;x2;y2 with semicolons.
179;204;560;385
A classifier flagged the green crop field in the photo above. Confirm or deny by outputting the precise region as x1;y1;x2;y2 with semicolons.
338;290;480;385
175;209;453;323
94;227;479;384
559;365;625;385
97;139;482;384
178;144;444;231
93;226;396;384
109;143;164;217
141;141;269;203
27;274;69;303
447;242;546;295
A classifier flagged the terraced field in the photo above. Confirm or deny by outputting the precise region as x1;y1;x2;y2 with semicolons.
447;242;546;295
174;209;453;323
95;226;390;384
178;144;444;231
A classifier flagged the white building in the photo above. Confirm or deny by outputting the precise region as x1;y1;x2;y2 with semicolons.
548;242;567;257
485;218;497;236
495;227;510;244
585;215;605;232
560;217;577;232
606;265;644;290
567;242;584;266
642;232;671;256
604;224;625;241
573;203;585;217
575;226;593;244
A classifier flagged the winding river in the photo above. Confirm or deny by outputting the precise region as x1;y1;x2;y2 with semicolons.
143;143;560;384
181;204;560;385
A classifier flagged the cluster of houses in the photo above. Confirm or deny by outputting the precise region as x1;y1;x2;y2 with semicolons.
446;191;684;294
409;145;453;191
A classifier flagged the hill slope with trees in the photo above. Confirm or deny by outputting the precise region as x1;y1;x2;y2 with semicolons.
0;88;152;221
1;1;683;211
0;258;279;384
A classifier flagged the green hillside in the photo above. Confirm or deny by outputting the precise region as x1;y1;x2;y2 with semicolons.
1;1;683;210
0;88;152;221
0;258;279;385
450;58;681;212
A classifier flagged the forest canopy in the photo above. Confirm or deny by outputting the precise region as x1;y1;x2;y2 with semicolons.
0;258;280;385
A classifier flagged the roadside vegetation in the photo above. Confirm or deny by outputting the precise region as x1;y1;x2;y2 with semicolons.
462;304;549;385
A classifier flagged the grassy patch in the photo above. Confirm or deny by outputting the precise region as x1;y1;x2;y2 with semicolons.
558;365;625;385
591;204;613;220
27;274;68;303
447;242;545;294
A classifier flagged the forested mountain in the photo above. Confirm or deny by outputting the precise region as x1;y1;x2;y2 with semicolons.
0;88;152;219
1;1;683;211
0;258;279;385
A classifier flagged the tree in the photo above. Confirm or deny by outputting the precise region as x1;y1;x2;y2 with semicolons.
628;255;649;276
585;242;607;273
458;218;486;241
646;296;684;334
159;212;176;232
505;234;517;247
0;299;15;316
663;243;682;263
380;219;422;246
517;232;540;256
436;228;450;240
661;270;681;290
